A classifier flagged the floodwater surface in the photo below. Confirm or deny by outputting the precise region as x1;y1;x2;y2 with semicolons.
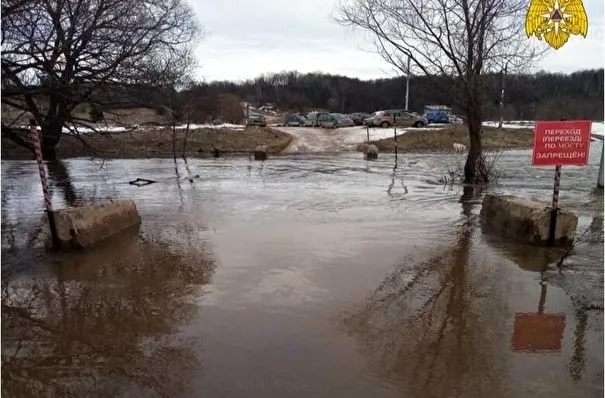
2;143;603;398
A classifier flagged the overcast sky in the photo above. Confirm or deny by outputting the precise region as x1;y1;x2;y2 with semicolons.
189;0;605;82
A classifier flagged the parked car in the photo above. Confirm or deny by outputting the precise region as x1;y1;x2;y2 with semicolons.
365;110;427;128
425;110;451;124
284;115;306;127
332;113;355;127
306;111;330;127
317;113;337;128
247;114;266;127
349;112;370;125
317;113;355;128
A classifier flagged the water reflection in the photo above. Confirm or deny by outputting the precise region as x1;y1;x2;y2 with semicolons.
480;223;557;272
47;160;79;206
341;193;508;398
1;228;215;397
511;282;566;353
386;160;408;199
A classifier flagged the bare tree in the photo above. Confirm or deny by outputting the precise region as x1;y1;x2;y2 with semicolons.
336;0;543;183
1;0;201;160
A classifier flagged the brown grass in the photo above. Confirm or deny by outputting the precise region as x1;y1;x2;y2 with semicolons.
1;127;293;160
2;104;171;127
357;125;533;152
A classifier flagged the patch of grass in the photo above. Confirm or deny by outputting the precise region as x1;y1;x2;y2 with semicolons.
1;127;293;159
357;125;533;152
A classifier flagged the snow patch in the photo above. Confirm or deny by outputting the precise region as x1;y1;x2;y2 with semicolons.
172;123;245;130
453;142;466;152
483;120;605;138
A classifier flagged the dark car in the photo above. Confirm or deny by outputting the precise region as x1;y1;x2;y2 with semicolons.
284;115;306;127
349;113;370;126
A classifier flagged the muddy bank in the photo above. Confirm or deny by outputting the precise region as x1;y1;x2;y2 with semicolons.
357;125;533;152
1;127;293;160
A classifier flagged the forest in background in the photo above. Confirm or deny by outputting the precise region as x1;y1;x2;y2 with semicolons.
7;69;602;126
179;69;604;122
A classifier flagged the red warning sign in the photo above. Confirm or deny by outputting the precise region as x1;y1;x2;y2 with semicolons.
531;120;592;166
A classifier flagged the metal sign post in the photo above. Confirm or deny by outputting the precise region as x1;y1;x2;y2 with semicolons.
29;121;59;248
548;165;562;246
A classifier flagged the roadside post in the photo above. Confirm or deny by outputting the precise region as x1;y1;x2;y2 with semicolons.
393;114;398;160
29;120;59;248
598;139;604;189
531;120;592;246
548;165;562;246
366;125;370;143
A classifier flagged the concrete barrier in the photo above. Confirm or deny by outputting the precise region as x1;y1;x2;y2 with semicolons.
366;144;378;160
53;200;141;250
480;194;578;246
254;144;268;160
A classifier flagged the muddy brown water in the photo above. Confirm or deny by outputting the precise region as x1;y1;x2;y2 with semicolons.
1;142;603;398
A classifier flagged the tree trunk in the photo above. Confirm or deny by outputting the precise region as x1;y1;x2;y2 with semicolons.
41;118;64;161
181;118;190;159
464;115;483;184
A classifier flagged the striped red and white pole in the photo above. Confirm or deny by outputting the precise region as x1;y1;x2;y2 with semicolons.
29;121;59;248
29;123;53;213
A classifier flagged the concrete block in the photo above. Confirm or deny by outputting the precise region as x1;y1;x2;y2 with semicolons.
254;144;268;160
480;194;578;246
366;144;378;160
53;200;141;250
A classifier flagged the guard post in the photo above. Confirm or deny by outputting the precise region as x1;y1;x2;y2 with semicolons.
29;119;59;248
393;114;398;160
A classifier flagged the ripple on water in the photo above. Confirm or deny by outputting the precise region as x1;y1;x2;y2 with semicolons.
1;149;603;398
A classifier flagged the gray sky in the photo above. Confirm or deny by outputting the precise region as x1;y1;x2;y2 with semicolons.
189;0;605;82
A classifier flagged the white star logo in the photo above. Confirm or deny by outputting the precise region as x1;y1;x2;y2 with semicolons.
540;0;573;34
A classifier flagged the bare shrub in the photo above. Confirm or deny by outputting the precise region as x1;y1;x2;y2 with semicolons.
557;216;604;269
441;150;503;186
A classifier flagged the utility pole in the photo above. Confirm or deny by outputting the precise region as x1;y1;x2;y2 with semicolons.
498;63;508;129
405;56;411;111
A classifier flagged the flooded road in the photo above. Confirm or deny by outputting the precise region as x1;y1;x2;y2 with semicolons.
2;142;603;397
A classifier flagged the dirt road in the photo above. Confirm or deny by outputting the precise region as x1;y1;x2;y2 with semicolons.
275;125;425;153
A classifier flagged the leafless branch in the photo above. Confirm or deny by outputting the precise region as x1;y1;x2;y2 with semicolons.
336;0;547;183
2;0;201;158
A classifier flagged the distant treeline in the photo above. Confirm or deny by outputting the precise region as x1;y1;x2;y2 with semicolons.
88;69;604;123
179;69;604;121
